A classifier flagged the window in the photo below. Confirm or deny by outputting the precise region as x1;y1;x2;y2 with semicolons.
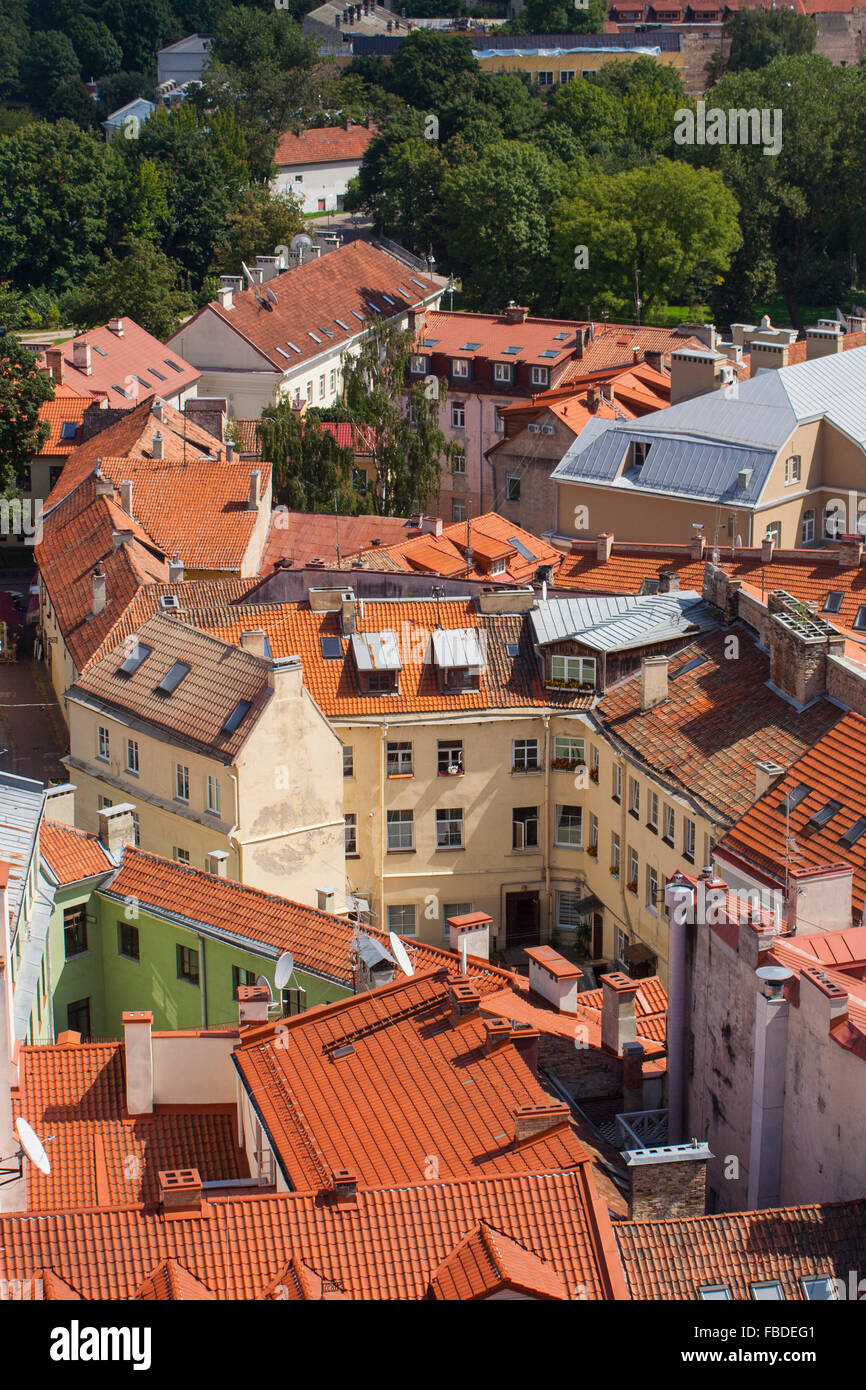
131;810;140;847
612;765;622;803
683;818;696;862
557;890;586;928
117;921;140;961
647;865;659;913
784;454;801;484
550;654;596;687
344;813;358;855
97;726;110;761
506;473;520;502
590;745;599;780
800;1276;838;1301
63;904;88;959
537;70;554;86
629;778;640;818
648;790;659;831
560;70;575;83
452;499;467;523
442;902;472;944
530;366;549;387
512;738;540;772
513;806;539;850
555;804;582;847
633;441;650;468
451;358;470;379
802;509;815;544
158;661;190;694
329;369;336;392
614;926;628;963
177;944;199;985
67;998;91;1038
823;590;844;614
698;1285;732;1301
663;805;675;845
97;795;113;810
305;380;313;403
854;605;866;632
175;763;190;802
436;807;464;849
589;813;598;850
553;735;585;767
367;671;394;694
438;740;464;774
125;738;139;774
206;775;220;815
627;848;639;892
294;173;303;181
825;503;844;539
386;741;413;776
386;809;414;852
60;421;79;441
387;904;417;937
611;832;621;877
409;354;427;374
174;848;190;865
750;1281;784;1300
232;965;257;999
318;374;326;400
452;449;466;476
494;409;505;435
451;403;465;429
342;745;354;777
764;522;781;546
352;467;368;493
494;362;513;384
840;816;866;848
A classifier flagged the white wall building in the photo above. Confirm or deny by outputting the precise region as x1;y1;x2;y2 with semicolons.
271;123;377;214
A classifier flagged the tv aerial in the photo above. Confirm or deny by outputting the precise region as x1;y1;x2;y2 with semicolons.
389;932;415;977
1;1117;54;1183
274;951;295;991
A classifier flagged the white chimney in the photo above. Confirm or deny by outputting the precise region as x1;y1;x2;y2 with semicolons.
218;286;233;310
447;910;491;964
168;554;184;584
524;945;581;1014
123;1011;154;1115
98;803;137;858
208;851;229;877
317;887;336;913
152;400;165;423
640;655;669;711
111;529;134;551
239;629;267;657
152;432;164;460
755;759;784;800
248;469;261;510
601;972;640;1057
746;964;791;1208
72;340;92;376
92;564;106;616
94;466;113;498
108;318;125;337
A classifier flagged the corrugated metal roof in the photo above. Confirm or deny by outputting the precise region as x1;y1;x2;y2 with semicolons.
432;627;485;669
350;630;402;672
0;772;45;934
552;426;774;504
531;592;717;653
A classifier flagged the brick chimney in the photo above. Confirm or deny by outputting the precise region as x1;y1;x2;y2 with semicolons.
657;570;679;594
640;655;668;712
483;1018;512;1052
513;1101;570;1142
837;534;864;568
94;468;113;498
624;1141;711;1220
690;532;706;560
123;1011;153;1115
92;563;106;616
622;1040;645;1113
767;592;846;706
509;1020;540;1073
107;318;124;337
72;340;92;376
158;1168;203;1216
332;1168;358;1201
97;803;137;858
600;972;640;1056
504;302;529;324
448;979;480;1019
596;532;614;562
45;347;65;384
643;349;663;374
237;984;270;1024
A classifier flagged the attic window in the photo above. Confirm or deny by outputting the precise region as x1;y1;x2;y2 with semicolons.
60;422;78;440
460;342;481;351
840;816;866;849
287;341;301;353
149;367;167;380
319;327;335;338
698;1285;732;1301
639;579;660;595
807;799;842;829
410;278;427;289
777;783;812;813
419;338;439;348
157;660;191;694
853;605;866;631
509;536;536;562
164;359;185;373
352;311;365;322
553;332;570;341
92;345;108;357
119;642;152;675
366;302;382;315
396;287;410;298
335;318;350;332
381;295;396;306
276;348;292;359
113;383;132;398
750;1281;784;1300
502;346;521;355
506;642;520;657
670;654;709;681
633;441;651;467
222;699;252;734
801;1277;838;1301
823;591;844;614
308;331;322;343
539;349;558;358
321;636;343;660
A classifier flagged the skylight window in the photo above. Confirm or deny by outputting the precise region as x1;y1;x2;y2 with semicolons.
134;376;151;389
853;605;866;631
113;384;131;398
553;332;570;341
823;590;844;614
222;699;252;734
320;636;343;660
308;330;322;343
367;302;382;314
157;660;191;694
750;1282;784;1300
801;1276;838;1301
506;642;520;657
287;341;301;353
352;310;365;321
698;1285;732;1300
119;643;152;675
508;536;537;562
92;345;108;357
807;799;842;830
410;277;427;288
640;579;660;596
60;422;78;440
539;349;559;358
420;338;439;347
275;347;292;359
670;654;709;680
319;327;334;338
381;294;396;306
840;816;866;848
460;342;481;351
396;286;410;297
335;318;350;332
164;359;185;373
149;367;167;381
502;346;521;355
777;783;813;813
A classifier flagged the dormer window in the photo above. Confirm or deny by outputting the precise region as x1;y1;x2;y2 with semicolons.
351;631;401;695
410;354;428;375
530;366;549;387
431;627;485;692
632;441;650;468
451;358;470;379
494;362;513;384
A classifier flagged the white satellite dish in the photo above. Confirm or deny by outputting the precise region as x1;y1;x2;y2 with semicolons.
16;1117;51;1176
255;974;273;1001
389;932;414;977
290;233;313;256
274;951;295;990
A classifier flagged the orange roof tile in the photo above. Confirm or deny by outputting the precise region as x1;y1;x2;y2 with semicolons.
36;393;98;457
86;577;260;667
262;510;420;573
556;544;706;595
40;820;114;885
274;123;377;167
37;319;199;412
133;1260;216;1300
419;309;582;369
429;1221;569;1300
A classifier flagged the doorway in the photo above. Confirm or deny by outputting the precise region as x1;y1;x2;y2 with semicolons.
505;891;540;947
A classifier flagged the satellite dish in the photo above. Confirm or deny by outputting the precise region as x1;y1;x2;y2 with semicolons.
290;233;313;260
389;932;414;977
264;286;278;306
274;951;295;990
16;1117;51;1176
240;260;256;287
255;974;273;1001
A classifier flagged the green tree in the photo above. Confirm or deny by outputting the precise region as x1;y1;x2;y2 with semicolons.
45;77;99;128
0;120;118;292
339;319;458;517
20;31;81;112
99;0;175;74
61;234;194;338
214;187;305;276
68;16;123;80
257;401;365;514
506;0;607;34
346;119;446;253
0;0;29;103
707;9;817;83
95;71;158;121
550;159;741;320
0;334;53;495
386;31;477;110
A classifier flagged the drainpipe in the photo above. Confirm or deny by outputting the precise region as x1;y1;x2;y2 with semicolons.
228;767;242;882
378;722;388;927
198;933;208;1029
664;880;689;1144
542;713;551;936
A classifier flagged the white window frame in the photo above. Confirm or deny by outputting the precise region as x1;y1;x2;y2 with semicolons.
409;354;427;375
557;890;585;928
386;741;413;777
684;817;696;861
451;358;470;379
97;726;110;762
627;848;639;891
386;809;414;852
664;805;675;844
125;738;139;775
537;70;554;87
206;774;220;815
647;864;659;913
629;778;640;817
550;654;596;686
611;832;620;877
451;402;465;429
342;745;354;778
175;763;190;803
553;735;585;766
452;499;467;523
612;765;622;802
555;804;582;848
494;362;513;384
387;904;417;937
785;454;801;485
512;738;540;772
318;374;326;400
648;790;659;830
452;449;466;476
530;365;549;387
435;807;464;850
344;813;358;855
802;509;815;544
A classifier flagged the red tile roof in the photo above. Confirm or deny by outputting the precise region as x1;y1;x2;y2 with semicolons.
481;975;667;1055
274;123;377;167
235;418;376;460
559;324;708;379
175;242;440;375
86;577;260;667
363;511;562;584
716;711;866;916
429;1221;569;1300
0;1169;625;1300
36;387;101;457
37;319;199;412
555;543;707;595
13;1041;246;1213
234;970;589;1193
419;309;584;370
596;628;845;821
615;1199;866;1300
103;847;514;989
262;509;420;573
133;1260;217;1301
40;820;114;885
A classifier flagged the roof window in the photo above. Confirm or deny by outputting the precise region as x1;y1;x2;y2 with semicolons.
157;660;191;694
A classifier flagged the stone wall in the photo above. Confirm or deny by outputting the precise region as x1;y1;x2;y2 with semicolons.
629;1155;708;1220
540;1033;623;1101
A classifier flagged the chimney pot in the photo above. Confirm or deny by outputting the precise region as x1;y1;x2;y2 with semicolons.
152;431;165;461
120;479;133;516
92;563;107;616
72;340;92;376
168;554;184;584
596;532;613;562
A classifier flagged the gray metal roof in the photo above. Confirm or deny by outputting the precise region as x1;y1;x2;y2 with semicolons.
0;772;45;935
552;426;774;505
350;630;402;672
531;592;717;653
432;627;485;670
13;875;55;1042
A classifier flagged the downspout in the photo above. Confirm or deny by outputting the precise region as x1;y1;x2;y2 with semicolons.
228;767;242;882
379;722;388;928
542;713;551;936
198;932;208;1029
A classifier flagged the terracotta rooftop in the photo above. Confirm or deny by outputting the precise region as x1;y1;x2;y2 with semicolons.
174;241;441;374
39;820;114;885
102;847;514;989
0;1169;625;1300
595;626;844;821
86;577;260;668
559;324;708;380
274;123;377;167
418;309;587;370
262;509;419;574
13;1040;246;1213
67;614;273;762
428;1221;569;1300
37;318;199;412
235;418;376;462
36;387;101;458
133;1260;217;1301
615;1198;866;1300
716;711;866;916
360;512;562;584
234;969;589;1193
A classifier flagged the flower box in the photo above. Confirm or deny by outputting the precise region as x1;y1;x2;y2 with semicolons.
587;844;598;858
589;768;599;783
609;866;620;876
550;758;586;772
626;880;638;894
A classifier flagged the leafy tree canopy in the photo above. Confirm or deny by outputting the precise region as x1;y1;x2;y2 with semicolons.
61;234;194;338
0;335;54;494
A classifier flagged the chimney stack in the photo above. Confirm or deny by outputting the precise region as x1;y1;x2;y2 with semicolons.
482;1018;512;1052
600;972;640;1056
92;563;106;616
111;529;134;551
218;286;233;310
72;340;92;376
45;347;65;384
624;1141;711;1220
225;440;235;462
805;325;844;360
837;534;864;568
98;803;137;858
640;655;669;712
761;532;775;564
332;1168;358;1201
504;302;529;324
755;759;784;800
657;570;679;594
239;629;268;658
643;348;663;374
94;468;113;498
317;887;336;913
448;978;481;1019
513;1101;571;1143
248;469;261;511
158;1168;203;1216
168;554;184;584
108;318;125;337
152;431;164;460
690;533;706;560
340;593;356;635
208;851;229;877
237;984;270;1024
596;532;614;562
785;862;853;935
525;945;581;1014
120;480;133;516
123;1011;154;1115
447;911;491;964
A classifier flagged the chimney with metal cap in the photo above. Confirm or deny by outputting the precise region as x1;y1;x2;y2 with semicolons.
152;431;164;460
624;1141;711;1220
92;563;106;616
317;887;336;913
123;1011;153;1115
248;469;261;510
